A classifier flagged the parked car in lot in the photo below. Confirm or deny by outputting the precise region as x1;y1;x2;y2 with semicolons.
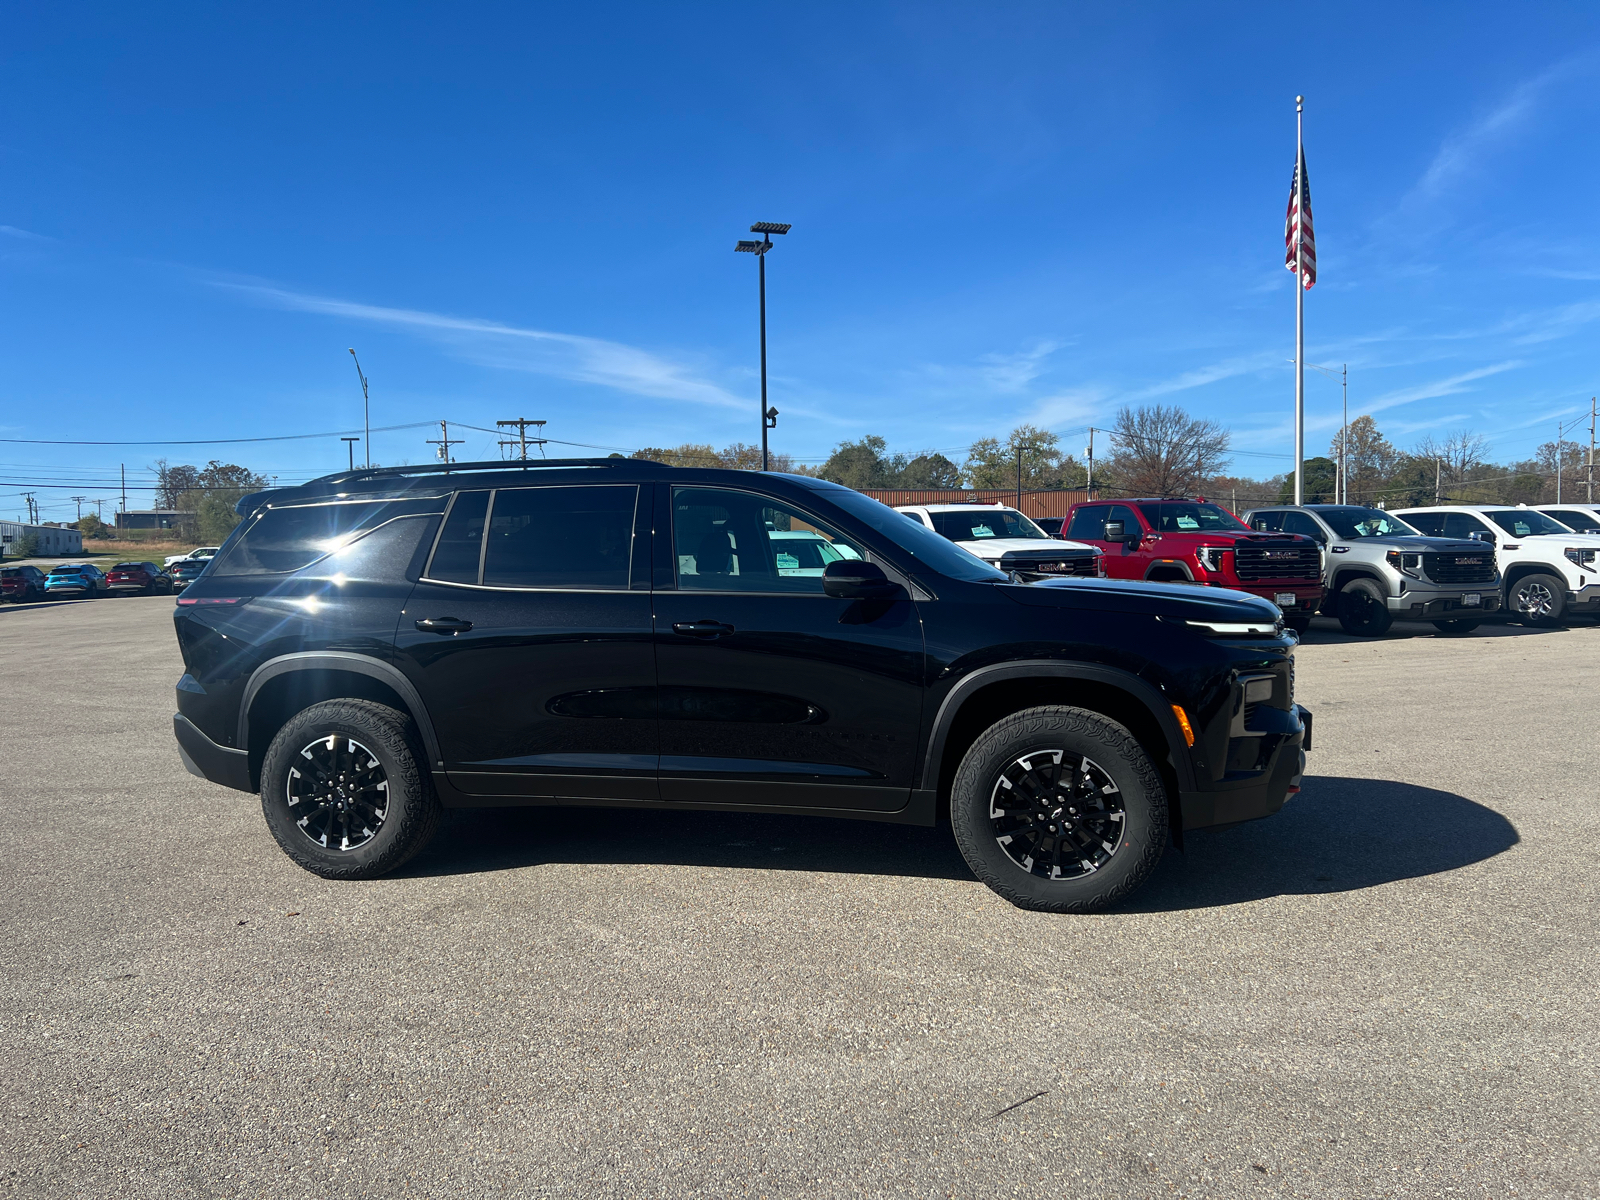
44;563;106;598
167;558;209;591
1064;498;1324;630
1395;504;1600;625
163;546;221;569
104;561;174;596
171;459;1310;913
894;504;1104;580
1536;505;1600;533
1;565;47;602
1241;504;1500;635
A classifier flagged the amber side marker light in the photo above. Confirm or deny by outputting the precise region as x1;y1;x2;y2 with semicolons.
1171;705;1196;747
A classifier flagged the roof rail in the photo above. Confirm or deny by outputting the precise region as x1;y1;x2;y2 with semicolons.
302;457;665;488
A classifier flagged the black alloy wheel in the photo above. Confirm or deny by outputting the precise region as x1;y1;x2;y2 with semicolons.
1508;573;1565;626
951;705;1167;913
1336;578;1393;636
259;699;441;879
1285;616;1312;634
1432;618;1482;635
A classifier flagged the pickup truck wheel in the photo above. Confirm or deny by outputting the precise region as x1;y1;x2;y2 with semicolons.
1285;616;1312;633
1508;573;1566;626
1432;619;1481;635
259;699;441;880
951;706;1168;913
1336;578;1393;636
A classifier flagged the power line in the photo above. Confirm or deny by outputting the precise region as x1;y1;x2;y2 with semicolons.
0;420;438;447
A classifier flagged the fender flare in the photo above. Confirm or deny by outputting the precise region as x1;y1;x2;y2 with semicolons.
1330;566;1386;596
240;652;443;768
1142;560;1196;583
919;661;1198;795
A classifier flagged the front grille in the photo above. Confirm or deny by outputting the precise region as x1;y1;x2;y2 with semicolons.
1422;552;1496;585
1233;543;1321;582
1006;553;1098;576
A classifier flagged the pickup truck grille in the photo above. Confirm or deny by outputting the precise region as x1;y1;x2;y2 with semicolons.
1233;544;1321;582
1003;553;1098;576
1421;552;1496;584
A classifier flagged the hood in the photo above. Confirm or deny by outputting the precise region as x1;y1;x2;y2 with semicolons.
1340;536;1492;553
1002;575;1281;622
954;537;1096;557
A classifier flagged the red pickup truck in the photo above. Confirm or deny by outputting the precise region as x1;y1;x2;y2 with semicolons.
1063;497;1324;628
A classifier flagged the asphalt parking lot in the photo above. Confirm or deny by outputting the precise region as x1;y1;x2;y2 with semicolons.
1;598;1595;1199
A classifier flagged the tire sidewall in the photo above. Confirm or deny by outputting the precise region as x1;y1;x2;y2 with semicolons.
951;707;1167;913
1338;578;1392;635
1511;573;1565;625
260;702;428;877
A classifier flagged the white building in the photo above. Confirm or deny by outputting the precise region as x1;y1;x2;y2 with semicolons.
0;521;84;558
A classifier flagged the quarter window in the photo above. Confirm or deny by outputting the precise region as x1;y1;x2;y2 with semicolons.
673;487;864;594
428;491;490;584
481;486;637;589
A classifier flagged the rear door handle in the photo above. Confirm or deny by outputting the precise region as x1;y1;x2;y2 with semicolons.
415;617;473;634
671;619;735;638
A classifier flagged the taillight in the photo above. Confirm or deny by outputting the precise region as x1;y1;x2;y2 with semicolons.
175;596;249;607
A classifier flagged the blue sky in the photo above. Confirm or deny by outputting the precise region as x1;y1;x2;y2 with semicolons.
4;4;1599;520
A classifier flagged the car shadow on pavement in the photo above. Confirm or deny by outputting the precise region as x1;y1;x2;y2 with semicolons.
1294;618;1577;644
400;775;1517;908
1124;775;1519;911
400;805;977;882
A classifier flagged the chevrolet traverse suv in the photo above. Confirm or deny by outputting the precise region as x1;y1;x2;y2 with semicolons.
172;460;1311;913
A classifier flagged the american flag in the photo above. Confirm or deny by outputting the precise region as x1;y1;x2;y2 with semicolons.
1284;147;1316;289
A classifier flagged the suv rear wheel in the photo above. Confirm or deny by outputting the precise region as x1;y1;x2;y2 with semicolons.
259;699;441;879
951;706;1168;913
1508;573;1565;626
1336;578;1393;636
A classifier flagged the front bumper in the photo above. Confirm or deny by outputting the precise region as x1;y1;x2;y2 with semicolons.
1568;581;1600;612
1226;582;1323;610
174;713;252;792
1389;586;1501;617
1180;703;1309;831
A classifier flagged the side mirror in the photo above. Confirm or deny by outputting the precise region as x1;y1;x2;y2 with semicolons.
1103;521;1125;541
823;559;901;600
1469;530;1492;542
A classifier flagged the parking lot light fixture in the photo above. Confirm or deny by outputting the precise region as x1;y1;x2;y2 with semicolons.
734;222;792;471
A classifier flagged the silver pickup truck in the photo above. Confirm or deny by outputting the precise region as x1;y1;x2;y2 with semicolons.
1240;504;1500;636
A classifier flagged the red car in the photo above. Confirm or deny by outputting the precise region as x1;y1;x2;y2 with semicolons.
104;561;174;596
1063;498;1324;629
1;565;46;602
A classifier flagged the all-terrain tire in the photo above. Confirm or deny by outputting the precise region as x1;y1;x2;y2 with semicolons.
1507;573;1566;626
1432;619;1482;635
259;699;441;880
1336;578;1393;636
950;705;1168;913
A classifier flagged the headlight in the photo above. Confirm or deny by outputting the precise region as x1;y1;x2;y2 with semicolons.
1185;619;1281;636
1195;546;1228;573
1385;550;1422;577
1564;547;1596;569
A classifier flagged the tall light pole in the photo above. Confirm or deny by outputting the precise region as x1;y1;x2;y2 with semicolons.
1306;362;1347;502
735;221;791;471
341;437;360;471
348;349;371;468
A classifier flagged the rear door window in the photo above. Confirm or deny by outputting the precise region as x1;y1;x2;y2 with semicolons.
481;485;637;589
426;491;490;584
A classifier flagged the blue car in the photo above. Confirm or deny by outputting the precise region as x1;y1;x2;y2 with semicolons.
44;563;107;599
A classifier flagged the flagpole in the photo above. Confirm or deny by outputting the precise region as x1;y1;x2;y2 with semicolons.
1294;95;1305;505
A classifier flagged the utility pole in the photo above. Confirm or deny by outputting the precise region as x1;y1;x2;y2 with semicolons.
70;496;86;521
1435;458;1441;504
348;349;371;468
120;464;127;517
22;493;38;524
1556;421;1562;503
426;420;464;466
1588;396;1595;503
341;437;360;471
496;418;547;460
1085;428;1095;497
92;499;105;521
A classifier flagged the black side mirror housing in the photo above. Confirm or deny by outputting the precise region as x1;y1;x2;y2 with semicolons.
823;559;902;600
1469;530;1492;542
1103;520;1125;541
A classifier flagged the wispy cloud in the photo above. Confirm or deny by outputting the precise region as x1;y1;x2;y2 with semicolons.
1362;361;1522;414
0;225;50;241
1125;353;1278;402
977;340;1063;391
214;280;748;411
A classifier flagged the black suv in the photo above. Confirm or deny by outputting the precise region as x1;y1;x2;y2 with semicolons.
172;459;1311;912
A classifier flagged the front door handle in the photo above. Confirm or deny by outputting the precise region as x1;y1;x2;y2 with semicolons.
415;616;473;635
671;619;735;638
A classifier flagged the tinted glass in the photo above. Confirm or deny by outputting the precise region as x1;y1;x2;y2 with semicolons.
481;485;637;589
113;562;144;570
815;486;1007;583
674;487;866;594
213;497;442;576
1313;507;1419;539
1138;502;1248;533
1487;510;1568;537
1066;506;1110;540
1441;513;1489;539
1249;511;1285;532
1546;509;1600;531
929;509;1049;541
426;491;490;584
1280;512;1324;540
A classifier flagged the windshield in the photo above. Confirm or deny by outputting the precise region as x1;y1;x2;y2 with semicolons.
1313;507;1420;539
818;489;1008;582
1137;503;1248;533
929;508;1050;541
1487;510;1573;537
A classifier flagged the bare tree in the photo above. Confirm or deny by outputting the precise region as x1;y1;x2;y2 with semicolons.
1103;405;1230;497
1330;415;1398;502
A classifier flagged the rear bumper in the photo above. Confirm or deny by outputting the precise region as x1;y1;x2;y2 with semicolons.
174;713;253;792
1180;704;1309;831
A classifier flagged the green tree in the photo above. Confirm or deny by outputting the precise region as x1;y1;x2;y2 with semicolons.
1330;415;1398;504
76;513;106;539
897;453;963;488
1277;457;1338;503
817;436;902;489
964;425;1082;490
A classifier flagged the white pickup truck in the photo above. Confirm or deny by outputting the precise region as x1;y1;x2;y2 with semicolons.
163;546;221;569
894;504;1104;581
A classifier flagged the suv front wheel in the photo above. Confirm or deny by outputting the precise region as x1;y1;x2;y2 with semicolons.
259;699;441;879
951;706;1168;913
